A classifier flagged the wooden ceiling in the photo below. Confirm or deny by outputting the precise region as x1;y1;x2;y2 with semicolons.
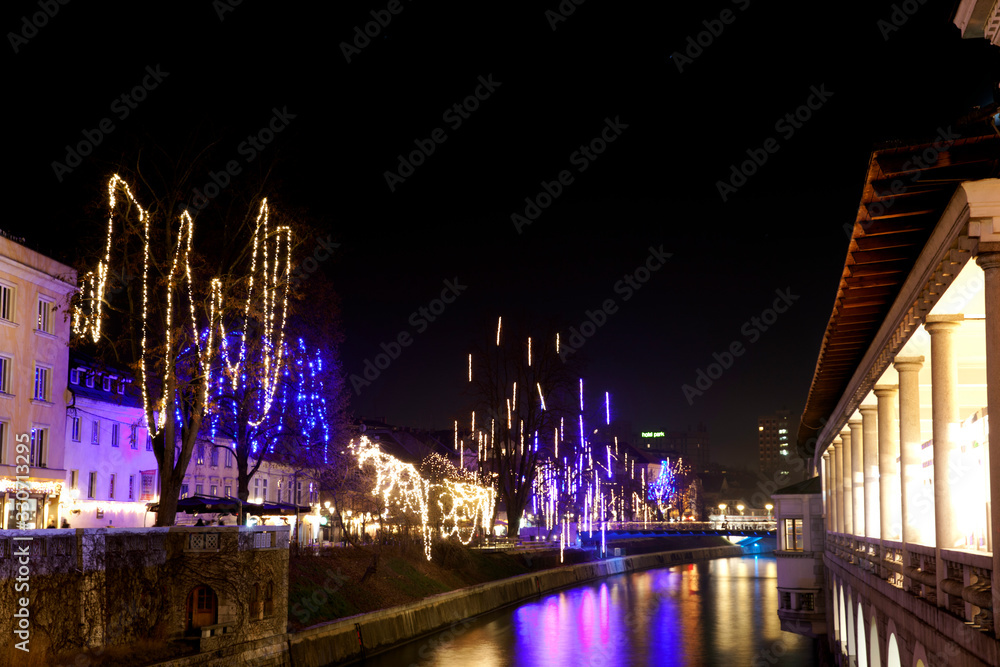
797;130;1000;451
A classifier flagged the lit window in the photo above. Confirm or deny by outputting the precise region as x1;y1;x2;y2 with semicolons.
0;284;12;321
180;484;189;499
0;356;11;393
210;484;217;497
225;485;232;498
36;297;53;333
33;365;50;401
196;445;204;466
195;484;203;496
30;427;47;467
70;470;78;490
783;518;803;551
109;473;116;500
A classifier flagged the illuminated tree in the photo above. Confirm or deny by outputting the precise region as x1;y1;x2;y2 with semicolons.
647;458;689;520
71;150;322;526
465;318;577;538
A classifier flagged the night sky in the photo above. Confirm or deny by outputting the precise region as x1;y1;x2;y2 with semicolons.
7;2;999;468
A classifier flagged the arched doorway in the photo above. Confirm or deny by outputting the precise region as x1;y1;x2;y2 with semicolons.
838;585;848;656
186;585;218;632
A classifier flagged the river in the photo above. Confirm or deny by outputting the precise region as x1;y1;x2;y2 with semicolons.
356;554;819;666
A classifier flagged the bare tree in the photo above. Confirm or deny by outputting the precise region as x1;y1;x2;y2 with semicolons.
467;319;577;538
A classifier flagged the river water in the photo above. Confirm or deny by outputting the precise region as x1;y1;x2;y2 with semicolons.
358;554;819;666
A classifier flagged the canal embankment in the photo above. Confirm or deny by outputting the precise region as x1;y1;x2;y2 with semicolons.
287;537;743;667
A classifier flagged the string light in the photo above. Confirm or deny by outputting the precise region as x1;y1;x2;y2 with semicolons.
73;175;292;437
351;437;493;559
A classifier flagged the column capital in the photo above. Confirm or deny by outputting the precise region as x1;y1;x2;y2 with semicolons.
840;429;852;439
832;438;842;448
894;356;925;373
873;384;898;398
848;418;862;428
975;249;1000;271
858;404;878;416
925;315;964;334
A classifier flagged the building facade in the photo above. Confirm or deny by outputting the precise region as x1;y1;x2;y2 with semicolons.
759;409;795;481
0;234;76;530
792;126;1000;661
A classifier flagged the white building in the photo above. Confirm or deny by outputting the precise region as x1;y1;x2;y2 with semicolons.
60;352;160;528
0;234;76;529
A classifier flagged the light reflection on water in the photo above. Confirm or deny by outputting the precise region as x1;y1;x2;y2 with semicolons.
357;555;817;667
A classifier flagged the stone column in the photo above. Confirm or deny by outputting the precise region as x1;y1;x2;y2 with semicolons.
926;316;963;608
841;429;853;537
833;439;843;534
822;451;830;520
977;251;1000;624
874;385;900;541
850;418;864;537
860;404;880;539
895;357;926;547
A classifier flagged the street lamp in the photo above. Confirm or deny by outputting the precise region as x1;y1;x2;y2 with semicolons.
765;503;773;517
737;504;744;516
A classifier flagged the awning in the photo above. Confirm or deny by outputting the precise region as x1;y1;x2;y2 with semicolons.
144;494;311;516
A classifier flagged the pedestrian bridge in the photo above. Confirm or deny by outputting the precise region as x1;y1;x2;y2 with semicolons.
579;520;777;540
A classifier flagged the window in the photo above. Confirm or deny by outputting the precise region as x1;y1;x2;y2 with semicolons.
210;484;217;497
780;591;791;609
0;283;12;321
86;373;94;388
128;475;134;500
30;428;46;467
33;365;49;401
91;420;100;445
140;472;155;501
0;356;10;393
70;369;80;385
111;423;120;447
146;432;153;451
262;478;268;502
130;425;138;449
102;377;111;392
117;381;125;395
109;473;116;500
225;485;231;498
180;484;189;499
195;484;203;496
196;444;204;466
210;447;219;467
70;470;78;490
36;297;52;333
71;416;81;442
0;421;5;464
225;449;233;468
296;481;302;505
800;593;815;611
250;583;260;620
263;581;274;616
783;518;803;551
88;472;97;499
253;477;260;501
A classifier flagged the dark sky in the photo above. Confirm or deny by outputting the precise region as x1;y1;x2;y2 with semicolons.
6;1;999;468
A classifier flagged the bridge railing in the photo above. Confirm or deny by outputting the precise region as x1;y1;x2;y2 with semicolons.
827;531;993;633
604;521;776;533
